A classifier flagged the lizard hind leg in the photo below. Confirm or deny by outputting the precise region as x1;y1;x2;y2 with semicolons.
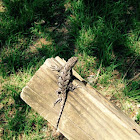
54;89;62;106
54;97;62;106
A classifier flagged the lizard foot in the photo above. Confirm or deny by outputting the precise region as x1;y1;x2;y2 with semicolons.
68;83;81;91
50;65;62;72
54;98;62;106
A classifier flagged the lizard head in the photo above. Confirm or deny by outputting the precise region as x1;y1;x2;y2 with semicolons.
68;57;78;67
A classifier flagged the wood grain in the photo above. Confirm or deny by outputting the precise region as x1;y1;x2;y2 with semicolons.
21;56;140;140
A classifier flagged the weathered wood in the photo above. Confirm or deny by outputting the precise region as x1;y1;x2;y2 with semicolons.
21;56;140;140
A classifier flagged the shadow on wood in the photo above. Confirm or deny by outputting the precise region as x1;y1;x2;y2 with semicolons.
21;56;140;140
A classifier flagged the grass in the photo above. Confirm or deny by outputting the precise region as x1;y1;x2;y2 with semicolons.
0;0;140;139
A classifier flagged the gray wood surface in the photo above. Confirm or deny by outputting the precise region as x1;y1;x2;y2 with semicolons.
21;56;140;140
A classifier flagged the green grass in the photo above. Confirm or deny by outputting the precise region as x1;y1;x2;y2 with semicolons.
0;0;140;139
136;111;140;125
0;69;47;139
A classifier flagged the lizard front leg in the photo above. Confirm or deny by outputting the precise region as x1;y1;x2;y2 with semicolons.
50;65;63;72
67;82;80;91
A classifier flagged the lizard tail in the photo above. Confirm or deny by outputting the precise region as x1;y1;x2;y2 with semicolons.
56;98;66;129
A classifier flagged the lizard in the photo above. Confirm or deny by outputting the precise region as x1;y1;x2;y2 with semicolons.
51;57;78;129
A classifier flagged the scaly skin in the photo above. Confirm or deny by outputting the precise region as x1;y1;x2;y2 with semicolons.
52;57;78;129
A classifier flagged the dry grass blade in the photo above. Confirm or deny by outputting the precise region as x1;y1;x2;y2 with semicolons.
122;56;138;81
93;62;102;85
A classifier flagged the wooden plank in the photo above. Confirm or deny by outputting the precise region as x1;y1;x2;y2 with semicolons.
21;56;140;140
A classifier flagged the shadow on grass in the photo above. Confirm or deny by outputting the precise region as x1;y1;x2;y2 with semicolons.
0;48;43;77
68;0;139;77
0;0;77;77
0;0;139;83
0;0;65;46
